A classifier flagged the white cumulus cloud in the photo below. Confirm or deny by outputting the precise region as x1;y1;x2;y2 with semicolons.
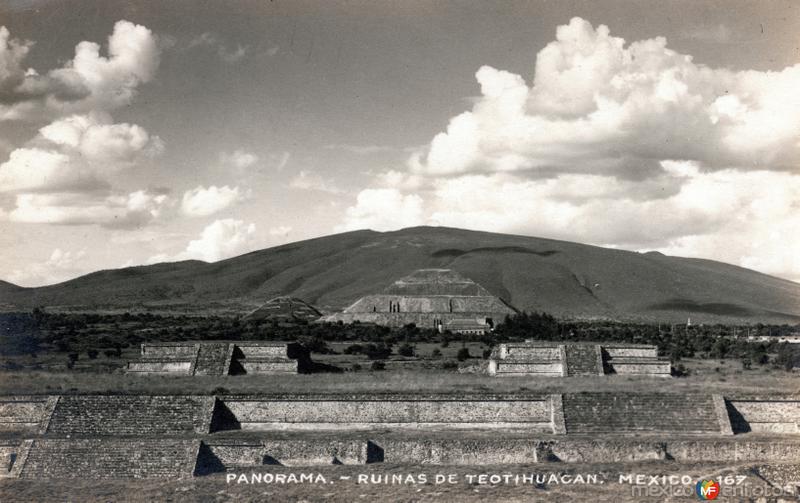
8;190;170;228
340;17;800;282
337;188;424;232
0;22;167;228
0;20;160;120
181;185;245;217
6;248;88;286
411;17;800;178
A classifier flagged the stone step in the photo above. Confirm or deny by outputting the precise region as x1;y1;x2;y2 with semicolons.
46;396;213;436
20;439;198;479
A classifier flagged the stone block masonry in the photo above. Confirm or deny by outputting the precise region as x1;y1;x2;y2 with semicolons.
2;392;800;478
45;395;214;436
126;342;308;376
562;393;725;435
0;439;32;478
726;396;800;434
19;438;200;479
197;439;370;473
212;394;556;432
0;396;58;434
488;342;671;377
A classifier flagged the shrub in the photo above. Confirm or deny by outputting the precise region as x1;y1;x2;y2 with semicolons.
87;349;99;360
482;349;492;359
365;344;392;360
370;361;386;371
672;363;689;377
430;348;442;359
351;363;362;372
398;343;415;357
442;360;459;370
456;348;471;361
344;344;364;355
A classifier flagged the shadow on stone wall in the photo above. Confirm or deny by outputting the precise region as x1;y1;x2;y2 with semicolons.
366;440;384;463
193;442;225;476
209;399;240;432
725;400;751;433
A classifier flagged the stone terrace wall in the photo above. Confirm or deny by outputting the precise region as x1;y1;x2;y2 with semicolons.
489;343;669;377
46;396;214;436
381;438;540;465
19;439;199;479
194;343;232;376
563;393;724;434
0;439;32;478
563;345;603;376
141;343;200;358
198;439;369;472
236;344;292;358
603;347;659;358
726;397;800;434
0;396;57;434
130;342;301;375
201;437;800;469
126;361;193;374
214;395;554;432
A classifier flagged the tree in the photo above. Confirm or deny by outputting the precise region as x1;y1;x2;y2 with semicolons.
456;348;471;361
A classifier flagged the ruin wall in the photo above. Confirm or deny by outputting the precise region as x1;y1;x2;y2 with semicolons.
46;395;214;436
141;343;199;358
126;361;193;374
562;393;724;434
19;438;199;479
0;396;57;434
217;396;553;431
727;398;800;434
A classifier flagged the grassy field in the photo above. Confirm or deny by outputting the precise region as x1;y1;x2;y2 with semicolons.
2;460;795;502
1;353;797;396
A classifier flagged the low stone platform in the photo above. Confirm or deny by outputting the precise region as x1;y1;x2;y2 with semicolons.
487;342;671;377
126;342;310;376
210;394;557;432
0;392;797;478
4;434;800;479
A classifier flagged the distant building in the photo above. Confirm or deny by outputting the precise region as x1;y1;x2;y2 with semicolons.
321;268;517;333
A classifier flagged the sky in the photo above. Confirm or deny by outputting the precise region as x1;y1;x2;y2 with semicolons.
0;0;799;286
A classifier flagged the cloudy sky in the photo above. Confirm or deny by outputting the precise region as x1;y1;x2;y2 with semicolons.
1;0;798;286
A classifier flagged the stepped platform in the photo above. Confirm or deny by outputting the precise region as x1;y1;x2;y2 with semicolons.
5;435;800;478
126;342;309;376
562;393;728;435
210;394;557;432
488;342;671;377
0;396;58;434
18;438;199;479
0;392;798;478
45;395;214;436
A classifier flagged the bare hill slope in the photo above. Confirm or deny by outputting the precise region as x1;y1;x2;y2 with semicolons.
2;227;799;323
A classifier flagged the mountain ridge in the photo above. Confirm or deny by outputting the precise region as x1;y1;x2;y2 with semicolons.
1;226;798;323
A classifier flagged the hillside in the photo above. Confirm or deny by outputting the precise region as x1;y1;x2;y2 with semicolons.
1;226;799;323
